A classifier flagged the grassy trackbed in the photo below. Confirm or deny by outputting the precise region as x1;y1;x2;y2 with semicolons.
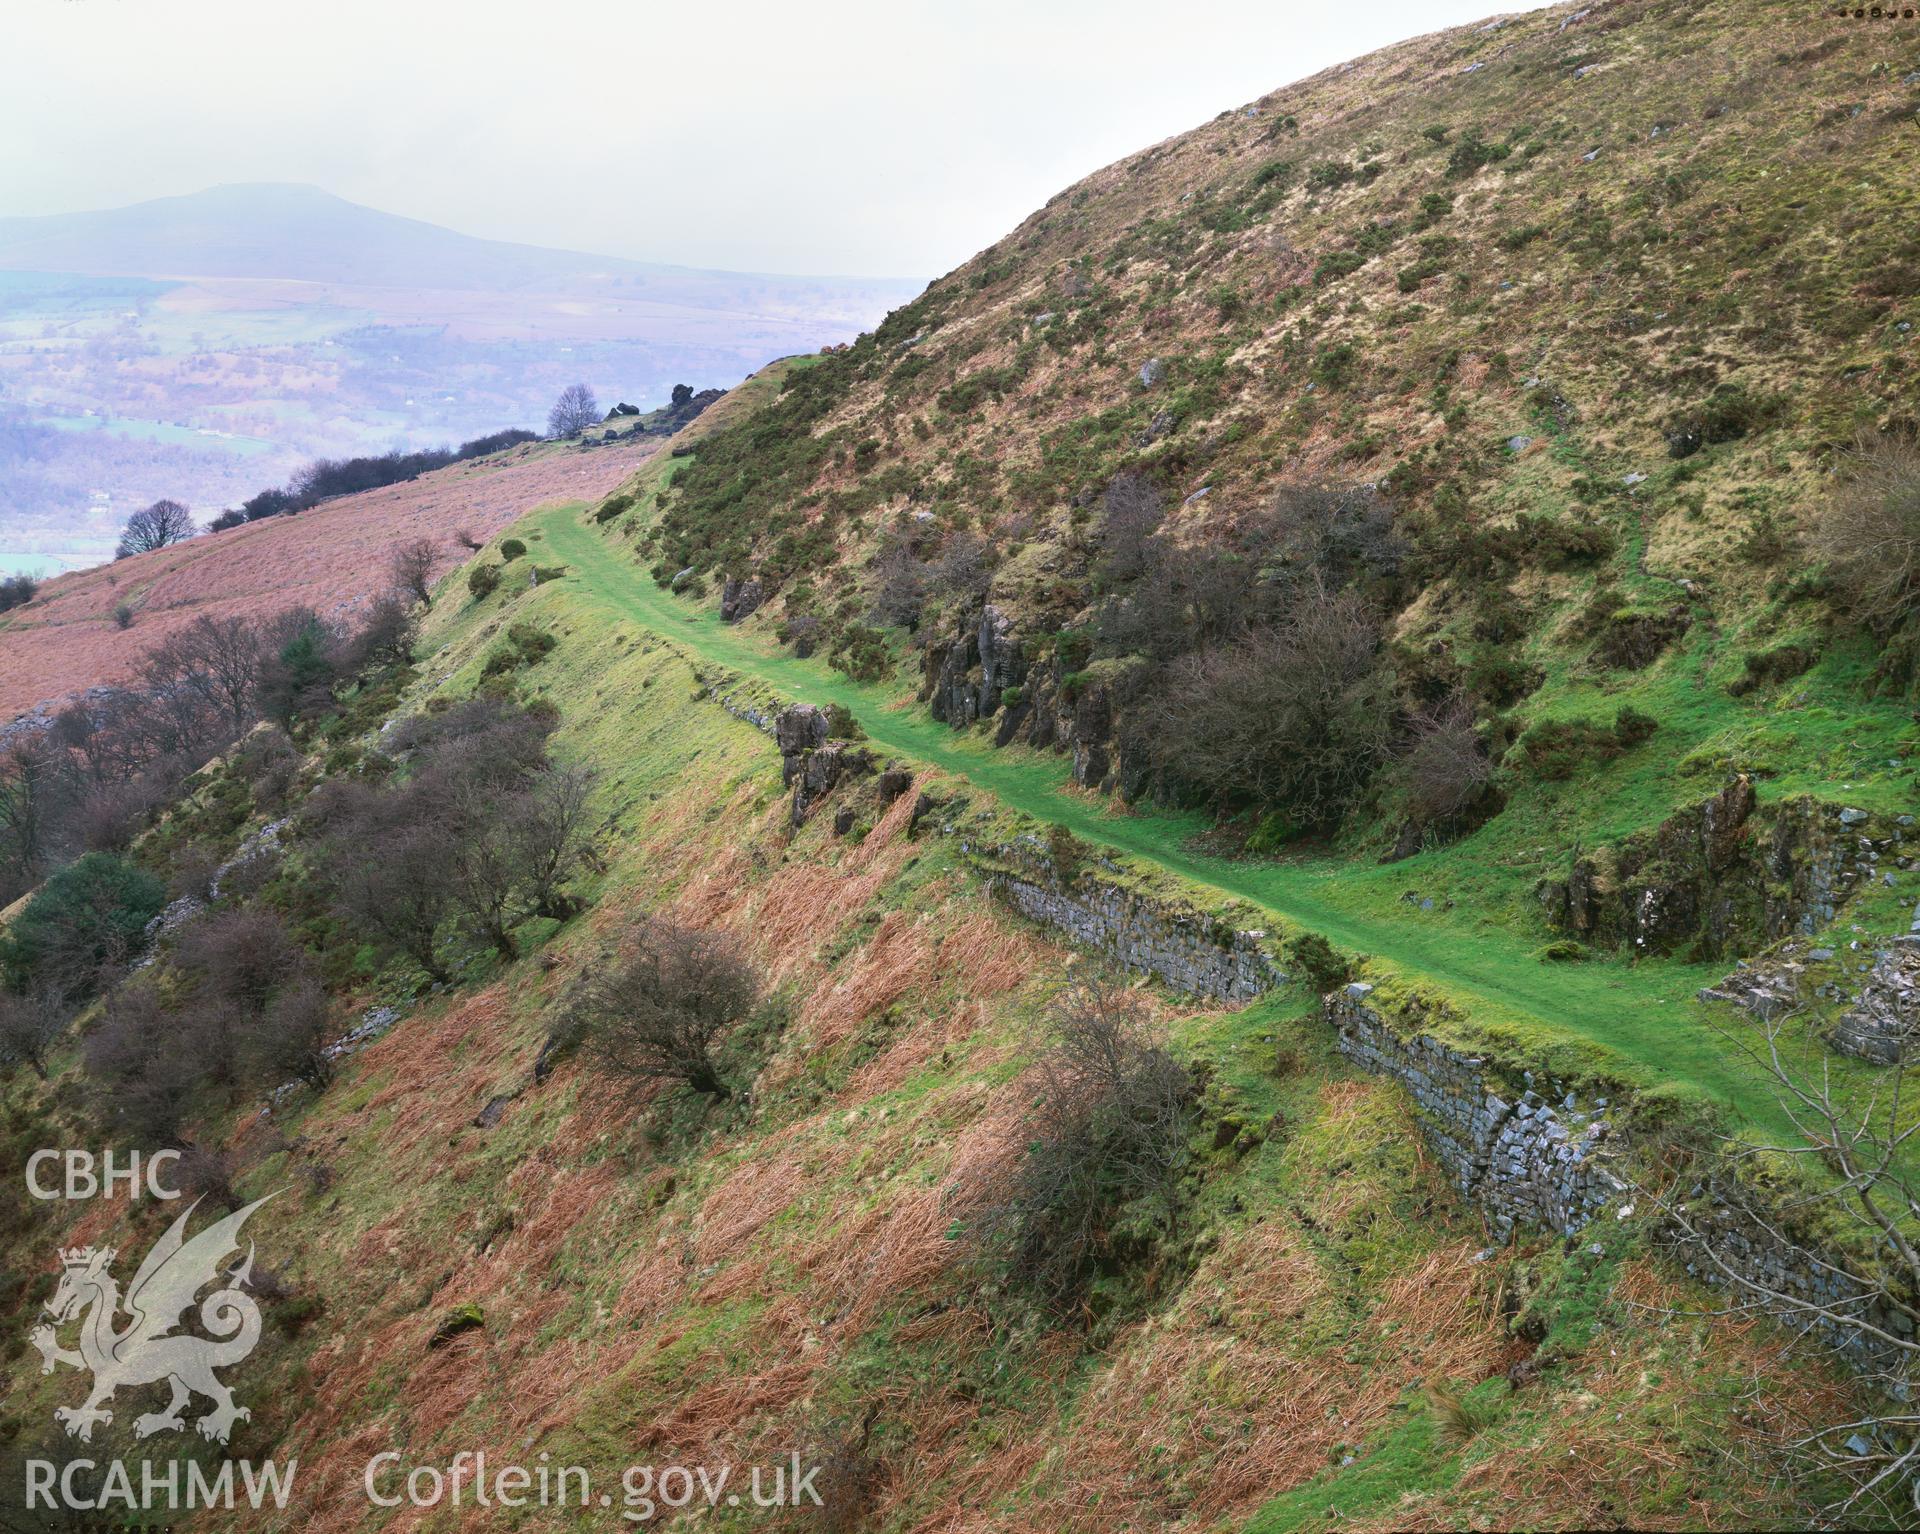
537;500;1839;1144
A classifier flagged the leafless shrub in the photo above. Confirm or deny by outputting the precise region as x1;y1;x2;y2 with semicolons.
391;536;439;608
1135;582;1396;827
966;974;1194;1313
248;976;334;1092
868;540;926;630
342;593;416;672
1815;434;1920;634
1096;473;1165;587
925;529;993;603
83;982;200;1147
808;1405;885;1533
0;986;69;1078
1261;481;1404;590
172;1146;244;1212
563;920;764;1100
1092;539;1261;662
175;909;305;1017
1403;695;1496;824
506;765;598;920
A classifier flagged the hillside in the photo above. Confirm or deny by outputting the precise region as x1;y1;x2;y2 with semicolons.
615;0;1920;1101
6;3;1920;1532
0;367;1862;1533
0;433;658;722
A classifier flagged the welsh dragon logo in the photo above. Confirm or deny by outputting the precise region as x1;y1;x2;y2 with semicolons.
29;1195;274;1445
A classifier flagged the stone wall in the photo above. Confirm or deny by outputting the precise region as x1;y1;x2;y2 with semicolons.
714;688;1291;1006
1327;987;1627;1240
1326;986;1911;1378
983;867;1285;1004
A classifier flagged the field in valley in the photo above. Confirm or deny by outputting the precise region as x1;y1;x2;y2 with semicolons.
0;435;659;721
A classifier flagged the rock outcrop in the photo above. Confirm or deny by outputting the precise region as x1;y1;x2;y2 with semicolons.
1537;779;1914;959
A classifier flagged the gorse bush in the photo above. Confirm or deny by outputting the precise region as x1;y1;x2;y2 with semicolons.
1;853;164;998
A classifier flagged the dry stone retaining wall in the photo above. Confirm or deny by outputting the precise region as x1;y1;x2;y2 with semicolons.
1326;986;1911;1378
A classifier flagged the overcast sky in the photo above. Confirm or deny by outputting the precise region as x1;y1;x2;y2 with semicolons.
5;0;1548;280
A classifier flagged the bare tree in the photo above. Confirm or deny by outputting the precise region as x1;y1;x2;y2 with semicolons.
139;615;267;729
115;499;196;559
868;541;926;630
1656;1012;1920;1523
247;976;334;1093
391;537;439;608
1403;694;1496;824
547;383;600;439
1815;434;1920;635
563;920;762;1099
0;986;70;1078
508;766;598;920
1135;581;1396;826
966;973;1194;1311
321;801;456;985
0;733;74;886
1096;473;1165;587
83;982;200;1147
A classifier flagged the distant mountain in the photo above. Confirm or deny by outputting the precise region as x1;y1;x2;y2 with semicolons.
0;185;920;564
0;182;908;299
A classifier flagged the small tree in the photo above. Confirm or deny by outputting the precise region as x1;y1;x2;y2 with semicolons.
0;986;69;1078
1137;582;1396;827
564;920;762;1099
1816;434;1920;635
391;537;438;607
246;976;334;1093
322;806;456;985
966;975;1194;1312
1403;694;1495;825
547;383;600;439
115;499;196;559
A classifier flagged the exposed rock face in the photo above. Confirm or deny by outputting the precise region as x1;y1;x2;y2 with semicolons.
923;630;980;727
923;605;1028;729
773;703;870;824
1828;942;1920;1063
720;576;765;624
774;703;830;760
1537;778;1911;959
976;604;1024;713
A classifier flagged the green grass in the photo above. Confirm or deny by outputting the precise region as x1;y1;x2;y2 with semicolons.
527;500;1890;1146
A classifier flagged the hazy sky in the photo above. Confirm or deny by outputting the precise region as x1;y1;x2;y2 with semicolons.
5;0;1549;280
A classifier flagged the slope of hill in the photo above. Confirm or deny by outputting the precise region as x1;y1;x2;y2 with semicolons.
5;5;1920;1532
612;0;1920;1099
0;433;659;722
1;370;1861;1533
